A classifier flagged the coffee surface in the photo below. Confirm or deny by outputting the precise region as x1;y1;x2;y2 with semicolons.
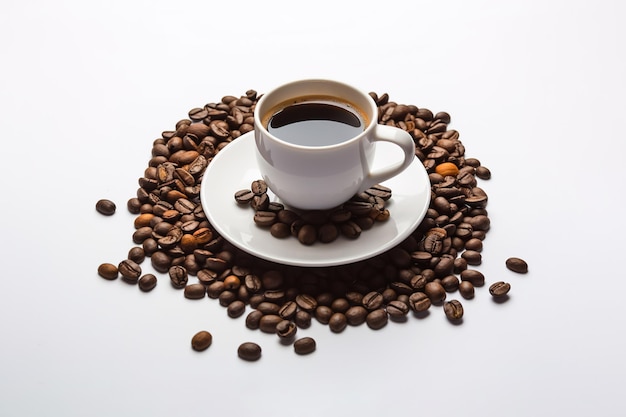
267;101;364;146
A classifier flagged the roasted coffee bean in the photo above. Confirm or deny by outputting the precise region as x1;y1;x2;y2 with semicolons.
128;247;145;264
489;281;511;298
408;292;431;313
329;312;348;333
424;281;446;304
444;300;464;321
168;265;188;289
278;301;298;320
256;302;281;315
345;305;368;325
315;305;333;324
253;211;277;227
219;290;237;306
184;283;206;299
366;308;388;330
97;263;118;280
460;269;485;286
506;257;528;273
297;224;317;245
191;331;213;351
138;274;157;291
234;189;255;204
476;166;491;180
270;222;291;238
96;199;116;215
294;337;316;355
458;281;475;299
362;291;384;310
461;250;482;265
245;310;263;330
276;320;297;342
295;294;318;312
441;275;460;292
227;300;246;318
294;310;312;329
118;259;141;283
238;342;262;361
259;314;282;333
386;300;409;319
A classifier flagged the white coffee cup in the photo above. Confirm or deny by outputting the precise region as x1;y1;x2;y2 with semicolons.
253;79;416;210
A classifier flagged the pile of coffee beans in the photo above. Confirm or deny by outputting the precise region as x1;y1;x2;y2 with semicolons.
97;88;529;360
235;180;392;245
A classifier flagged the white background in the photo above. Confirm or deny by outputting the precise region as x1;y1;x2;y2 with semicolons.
1;1;625;416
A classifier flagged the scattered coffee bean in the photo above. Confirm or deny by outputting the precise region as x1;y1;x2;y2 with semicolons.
238;342;262;361
118;259;141;283
97;263;118;280
191;331;212;351
184;283;206;299
458;280;475;299
444;300;464;321
227;300;246;318
506;257;528;273
294;337;316;355
489;281;511;298
276;319;297;342
96;199;116;216
138;274;157;291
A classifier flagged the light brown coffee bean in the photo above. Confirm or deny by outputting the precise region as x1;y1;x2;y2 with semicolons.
98;263;118;280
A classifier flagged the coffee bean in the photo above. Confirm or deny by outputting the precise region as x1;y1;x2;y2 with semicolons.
408;292;431;312
297;224;317;245
168;265;188;289
458;281;474;299
294;337;316;355
118;259;141;283
506;257;528;273
386;300;409;319
424;281;446;304
489;281;511;298
460;269;485;286
295;294;318;312
461;250;482;265
234;189;255;204
362;291;384;310
96;199;116;215
227;300;246;318
128;247;146;264
366;309;388;330
314;305;333;324
256;302;281;315
259;314;282;333
444;300;464;321
294;310;312;329
238;342;262;361
138;274;157;291
184;283;206;299
345;305;368;326
245;310;263;330
191;331;213;351
276;320;297;342
97;263;118;280
329;312;348;333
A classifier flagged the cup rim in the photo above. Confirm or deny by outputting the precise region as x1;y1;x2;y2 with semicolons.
254;79;378;150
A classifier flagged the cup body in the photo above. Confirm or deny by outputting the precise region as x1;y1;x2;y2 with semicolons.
254;79;414;210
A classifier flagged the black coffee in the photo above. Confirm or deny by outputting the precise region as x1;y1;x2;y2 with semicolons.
267;99;366;146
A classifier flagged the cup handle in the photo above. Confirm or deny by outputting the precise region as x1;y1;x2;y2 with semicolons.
363;124;416;189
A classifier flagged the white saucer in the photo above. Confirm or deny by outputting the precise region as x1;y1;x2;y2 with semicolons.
200;132;430;267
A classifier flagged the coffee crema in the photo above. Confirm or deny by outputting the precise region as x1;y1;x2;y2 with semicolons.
263;96;368;147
